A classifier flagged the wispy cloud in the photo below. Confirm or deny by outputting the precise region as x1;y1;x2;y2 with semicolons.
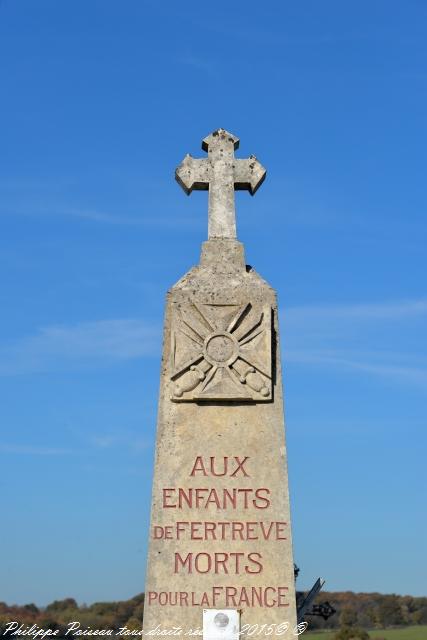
0;203;202;229
178;54;216;73
285;349;427;386
57;207;142;225
90;434;119;449
0;443;73;455
0;318;160;376
90;432;152;453
62;207;202;229
0;431;153;458
196;21;388;49
282;299;427;387
285;299;427;322
2;301;425;387
198;21;421;51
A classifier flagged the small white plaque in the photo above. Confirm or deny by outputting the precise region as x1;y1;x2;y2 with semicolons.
203;609;239;640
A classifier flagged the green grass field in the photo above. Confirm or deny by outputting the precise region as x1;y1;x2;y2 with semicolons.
305;626;427;640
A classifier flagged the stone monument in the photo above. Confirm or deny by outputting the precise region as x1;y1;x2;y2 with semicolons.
143;129;298;638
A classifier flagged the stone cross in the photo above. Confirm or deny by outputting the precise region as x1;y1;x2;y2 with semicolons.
175;128;266;239
144;129;297;639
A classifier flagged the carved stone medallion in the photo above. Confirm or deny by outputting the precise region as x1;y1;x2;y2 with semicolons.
170;302;272;402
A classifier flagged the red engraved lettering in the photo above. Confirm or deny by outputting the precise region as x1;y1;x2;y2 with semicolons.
190;456;207;476
214;552;229;574
232;522;245;540
225;586;238;607
230;456;250;477
174;552;192;573
194;488;209;507
253;488;271;509
260;521;274;539
209;456;228;476
162;488;176;508
277;587;289;607
176;522;188;539
276;522;287;540
190;522;203;540
238;488;252;508
223;488;237;508
238;587;250;607
264;587;277;607
229;552;244;574
246;552;263;574
178;487;193;508
194;552;211;573
204;488;221;508
212;586;223;607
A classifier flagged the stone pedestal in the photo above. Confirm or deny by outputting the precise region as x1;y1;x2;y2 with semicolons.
143;239;297;638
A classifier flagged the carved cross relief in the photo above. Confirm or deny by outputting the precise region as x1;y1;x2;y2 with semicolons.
170;302;272;402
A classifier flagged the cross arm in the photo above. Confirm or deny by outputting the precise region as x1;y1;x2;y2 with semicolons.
234;156;266;195
175;155;210;195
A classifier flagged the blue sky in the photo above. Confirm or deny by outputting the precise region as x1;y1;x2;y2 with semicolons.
1;0;426;606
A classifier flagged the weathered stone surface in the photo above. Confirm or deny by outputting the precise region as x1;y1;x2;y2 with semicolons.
143;132;297;638
170;298;272;402
175;128;266;240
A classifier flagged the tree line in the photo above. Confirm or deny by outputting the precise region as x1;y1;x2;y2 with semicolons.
0;591;426;636
305;591;427;631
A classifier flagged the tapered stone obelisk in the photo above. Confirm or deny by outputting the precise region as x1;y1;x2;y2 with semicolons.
144;129;297;638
